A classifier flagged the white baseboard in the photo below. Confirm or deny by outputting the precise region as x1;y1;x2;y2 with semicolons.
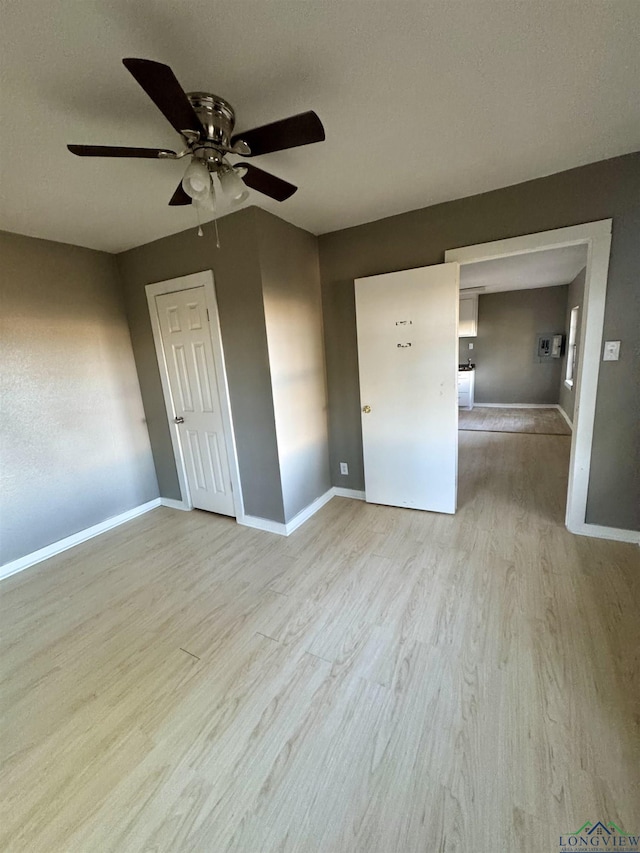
160;498;191;511
1;486;360;578
284;489;335;535
568;522;640;545
474;403;559;409
239;515;288;536
0;498;162;582
556;405;573;430
238;487;364;537
239;488;335;537
4;488;634;583
332;487;366;500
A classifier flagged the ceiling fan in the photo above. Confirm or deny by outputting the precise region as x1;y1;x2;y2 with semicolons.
67;58;325;212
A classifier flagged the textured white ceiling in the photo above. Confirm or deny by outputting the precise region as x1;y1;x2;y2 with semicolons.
1;0;639;253
460;244;588;293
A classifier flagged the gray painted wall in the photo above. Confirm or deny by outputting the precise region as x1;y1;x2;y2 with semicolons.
459;286;568;405
116;207;286;523
559;267;586;421
255;209;331;522
318;152;640;531
0;231;158;565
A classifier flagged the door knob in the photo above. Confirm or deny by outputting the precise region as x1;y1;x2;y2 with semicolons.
362;405;371;414
174;416;184;424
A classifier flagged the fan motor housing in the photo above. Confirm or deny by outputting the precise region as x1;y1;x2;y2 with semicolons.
188;92;235;148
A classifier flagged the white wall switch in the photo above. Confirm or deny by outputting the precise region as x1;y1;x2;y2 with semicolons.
340;462;349;475
468;342;474;350
603;340;621;361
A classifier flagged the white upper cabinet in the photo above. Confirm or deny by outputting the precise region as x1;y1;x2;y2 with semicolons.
459;293;478;337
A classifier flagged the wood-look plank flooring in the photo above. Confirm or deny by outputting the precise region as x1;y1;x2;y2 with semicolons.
459;405;571;435
1;431;638;852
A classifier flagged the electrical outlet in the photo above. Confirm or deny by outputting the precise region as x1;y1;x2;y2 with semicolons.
340;462;349;475
468;343;474;350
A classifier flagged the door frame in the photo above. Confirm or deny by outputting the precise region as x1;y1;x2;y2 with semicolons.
146;270;244;518
445;219;614;540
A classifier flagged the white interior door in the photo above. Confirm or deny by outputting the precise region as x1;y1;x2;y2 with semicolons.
355;263;459;514
156;287;235;516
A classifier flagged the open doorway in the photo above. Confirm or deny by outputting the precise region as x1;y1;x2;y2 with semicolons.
454;244;587;532
457;243;587;435
446;220;613;539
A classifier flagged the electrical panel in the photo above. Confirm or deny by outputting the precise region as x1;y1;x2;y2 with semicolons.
537;334;564;360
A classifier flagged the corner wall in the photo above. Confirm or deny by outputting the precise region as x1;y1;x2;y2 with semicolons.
255;208;331;522
0;231;158;566
116;207;286;523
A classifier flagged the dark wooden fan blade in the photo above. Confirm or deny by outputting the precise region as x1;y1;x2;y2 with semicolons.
169;182;192;206
231;111;325;157
123;58;205;138
240;164;297;201
68;145;176;158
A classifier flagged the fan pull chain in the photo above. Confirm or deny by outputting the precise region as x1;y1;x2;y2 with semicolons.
214;216;221;249
194;204;204;237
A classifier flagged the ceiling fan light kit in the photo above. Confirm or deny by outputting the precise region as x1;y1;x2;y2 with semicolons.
218;166;250;204
67;57;325;225
181;158;211;200
194;182;215;213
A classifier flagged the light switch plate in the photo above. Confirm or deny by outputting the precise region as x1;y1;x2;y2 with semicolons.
603;340;621;361
468;343;474;350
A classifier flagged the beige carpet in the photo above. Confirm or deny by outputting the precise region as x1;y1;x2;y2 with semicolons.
459;406;571;435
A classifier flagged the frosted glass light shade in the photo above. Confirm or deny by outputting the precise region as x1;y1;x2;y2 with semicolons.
182;158;211;199
195;184;215;212
218;167;249;204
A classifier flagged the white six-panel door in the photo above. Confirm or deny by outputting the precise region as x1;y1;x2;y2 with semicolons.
156;286;235;516
355;263;459;514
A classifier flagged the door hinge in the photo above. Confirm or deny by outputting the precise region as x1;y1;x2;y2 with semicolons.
206;308;209;321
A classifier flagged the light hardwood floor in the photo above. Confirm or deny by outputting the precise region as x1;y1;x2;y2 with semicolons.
1;432;639;852
458;405;571;435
